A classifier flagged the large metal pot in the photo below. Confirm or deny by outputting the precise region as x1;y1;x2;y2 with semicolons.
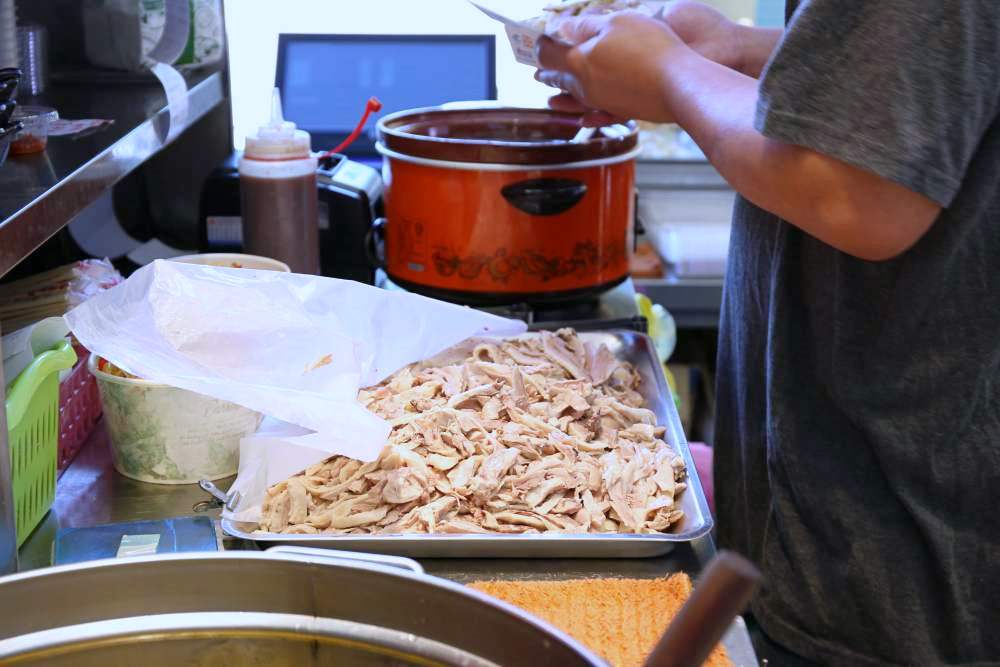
0;548;603;666
375;106;640;305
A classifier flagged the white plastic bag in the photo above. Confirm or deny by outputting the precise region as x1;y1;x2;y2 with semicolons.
65;260;526;467
225;418;328;523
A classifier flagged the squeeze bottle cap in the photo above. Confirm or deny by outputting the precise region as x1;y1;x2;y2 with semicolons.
244;88;312;160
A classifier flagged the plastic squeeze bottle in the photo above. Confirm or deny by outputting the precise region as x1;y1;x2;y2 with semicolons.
239;88;320;274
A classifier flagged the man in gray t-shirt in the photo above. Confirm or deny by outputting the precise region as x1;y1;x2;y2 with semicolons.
537;1;1000;664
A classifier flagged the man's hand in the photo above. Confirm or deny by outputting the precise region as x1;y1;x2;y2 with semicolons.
536;4;782;126
536;12;689;125
536;10;940;261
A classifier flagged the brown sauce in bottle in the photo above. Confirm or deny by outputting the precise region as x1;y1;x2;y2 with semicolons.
240;171;320;274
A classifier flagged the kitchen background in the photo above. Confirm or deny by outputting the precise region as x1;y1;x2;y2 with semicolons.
0;0;790;616
1;0;786;478
219;0;785;444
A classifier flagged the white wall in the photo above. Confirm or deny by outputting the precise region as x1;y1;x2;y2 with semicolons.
223;0;758;150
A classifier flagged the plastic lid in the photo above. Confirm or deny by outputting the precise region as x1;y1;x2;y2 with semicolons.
243;88;311;160
12;105;58;122
378;106;638;166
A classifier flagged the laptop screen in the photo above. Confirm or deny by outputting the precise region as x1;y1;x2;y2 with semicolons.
276;34;497;157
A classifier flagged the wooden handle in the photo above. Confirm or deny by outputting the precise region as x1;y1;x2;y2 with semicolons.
643;551;762;667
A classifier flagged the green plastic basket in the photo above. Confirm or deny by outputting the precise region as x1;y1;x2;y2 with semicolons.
5;340;77;546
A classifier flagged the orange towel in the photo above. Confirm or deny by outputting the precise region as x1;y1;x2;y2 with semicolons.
470;574;732;667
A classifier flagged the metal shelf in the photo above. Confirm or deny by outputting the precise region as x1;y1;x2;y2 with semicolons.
0;67;226;575
636;276;725;329
636;159;729;190
634;159;731;329
0;69;226;278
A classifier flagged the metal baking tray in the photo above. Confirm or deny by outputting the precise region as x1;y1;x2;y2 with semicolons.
222;330;714;558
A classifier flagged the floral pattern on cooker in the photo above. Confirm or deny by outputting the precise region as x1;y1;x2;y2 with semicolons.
432;241;628;284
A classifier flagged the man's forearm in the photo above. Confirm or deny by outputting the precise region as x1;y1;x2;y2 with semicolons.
735;26;783;78
661;49;940;260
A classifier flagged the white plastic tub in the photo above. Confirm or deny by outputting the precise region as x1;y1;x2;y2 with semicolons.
89;355;263;484
169;253;291;272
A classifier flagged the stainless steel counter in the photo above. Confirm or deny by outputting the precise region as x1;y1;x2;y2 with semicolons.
18;421;756;665
21;422;716;575
18;420;239;570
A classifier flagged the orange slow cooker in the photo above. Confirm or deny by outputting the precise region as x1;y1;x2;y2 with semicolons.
374;106;640;305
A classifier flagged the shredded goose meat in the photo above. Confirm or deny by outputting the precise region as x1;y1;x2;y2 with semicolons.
257;329;687;536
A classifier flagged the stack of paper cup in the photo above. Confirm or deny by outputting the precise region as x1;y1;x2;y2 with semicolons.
17;24;45;96
0;0;18;71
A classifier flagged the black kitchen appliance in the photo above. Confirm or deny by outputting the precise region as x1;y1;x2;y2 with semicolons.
379;272;646;333
198;152;383;283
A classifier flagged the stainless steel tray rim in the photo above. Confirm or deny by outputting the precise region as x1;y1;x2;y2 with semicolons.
224;520;714;544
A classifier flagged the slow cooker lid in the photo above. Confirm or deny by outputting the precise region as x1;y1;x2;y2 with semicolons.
377;106;638;166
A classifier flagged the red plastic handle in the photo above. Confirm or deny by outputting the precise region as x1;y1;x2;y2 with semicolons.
320;97;383;159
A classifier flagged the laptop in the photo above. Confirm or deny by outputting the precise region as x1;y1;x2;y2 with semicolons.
275;34;498;167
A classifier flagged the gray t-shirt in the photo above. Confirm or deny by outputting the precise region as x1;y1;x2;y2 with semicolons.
714;1;1000;665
